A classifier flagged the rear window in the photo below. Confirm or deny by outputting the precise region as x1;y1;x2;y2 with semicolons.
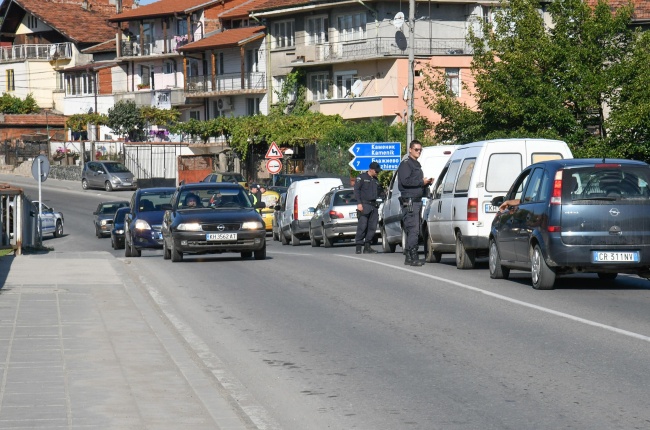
563;166;650;203
486;153;522;192
531;153;564;163
333;190;357;206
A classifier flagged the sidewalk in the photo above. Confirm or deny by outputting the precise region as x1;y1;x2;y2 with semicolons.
0;251;254;429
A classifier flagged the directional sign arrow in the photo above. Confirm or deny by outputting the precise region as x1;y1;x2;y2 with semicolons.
348;142;401;158
348;156;401;171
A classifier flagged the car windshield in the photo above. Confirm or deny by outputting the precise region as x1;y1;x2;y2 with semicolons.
222;174;244;183
333;190;357;206
138;191;174;212
104;163;131;173
101;202;129;214
563;166;650;202
178;188;252;209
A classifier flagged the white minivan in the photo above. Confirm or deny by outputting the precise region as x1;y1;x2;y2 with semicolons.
380;145;459;253
423;138;572;268
279;177;343;246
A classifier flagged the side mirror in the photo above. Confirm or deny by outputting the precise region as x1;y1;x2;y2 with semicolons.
491;196;505;207
274;204;281;211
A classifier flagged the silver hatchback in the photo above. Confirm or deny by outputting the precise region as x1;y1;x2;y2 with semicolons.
82;161;137;192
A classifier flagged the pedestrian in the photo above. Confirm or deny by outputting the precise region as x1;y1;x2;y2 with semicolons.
397;140;434;266
353;161;382;254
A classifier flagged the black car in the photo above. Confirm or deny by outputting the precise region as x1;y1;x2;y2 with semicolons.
110;207;130;250
489;158;650;289
93;200;130;238
124;187;175;257
161;183;266;262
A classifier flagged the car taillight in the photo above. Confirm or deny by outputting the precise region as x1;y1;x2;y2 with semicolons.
550;170;563;205
548;226;561;232
594;163;621;168
329;210;344;219
293;196;298;220
467;198;478;221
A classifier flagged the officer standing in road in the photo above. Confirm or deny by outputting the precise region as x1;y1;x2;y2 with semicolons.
354;161;383;254
397;140;433;266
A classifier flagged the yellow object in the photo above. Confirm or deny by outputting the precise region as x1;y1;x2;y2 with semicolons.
260;190;279;231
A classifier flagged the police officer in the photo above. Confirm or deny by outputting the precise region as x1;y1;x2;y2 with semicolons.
354;161;382;254
397;140;433;266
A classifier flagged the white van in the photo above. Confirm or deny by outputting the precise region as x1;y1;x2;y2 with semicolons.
380;145;459;253
423;138;572;267
279;177;343;246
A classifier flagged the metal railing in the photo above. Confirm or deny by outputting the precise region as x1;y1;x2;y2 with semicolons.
310;37;471;61
0;42;73;62
186;72;266;93
120;36;188;57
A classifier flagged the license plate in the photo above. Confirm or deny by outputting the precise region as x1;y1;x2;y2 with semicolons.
350;212;357;218
484;203;499;213
206;233;237;241
303;209;314;217
123;182;131;186
592;251;639;263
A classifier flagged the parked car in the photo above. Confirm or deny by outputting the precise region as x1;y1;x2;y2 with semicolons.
308;186;378;247
110;207;130;250
269;173;318;194
33;201;63;238
278;177;343;246
260;189;280;232
489;158;650;289
124;187;175;257
381;144;459;253
161;183;266;262
93;200;130;238
423;138;573;268
202;171;248;189
272;193;286;241
81;161;137;191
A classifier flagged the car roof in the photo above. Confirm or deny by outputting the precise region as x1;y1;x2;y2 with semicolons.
179;182;243;191
115;206;130;213
100;200;130;205
136;187;176;195
531;158;649;169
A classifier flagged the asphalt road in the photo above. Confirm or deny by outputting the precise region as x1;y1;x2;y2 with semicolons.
4;173;650;430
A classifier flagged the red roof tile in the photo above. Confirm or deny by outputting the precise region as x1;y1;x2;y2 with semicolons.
0;114;67;127
82;39;117;54
220;0;268;19
14;0;127;44
178;25;264;51
250;0;309;13
585;0;650;21
109;0;219;21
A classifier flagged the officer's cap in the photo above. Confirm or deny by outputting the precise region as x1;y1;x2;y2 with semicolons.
369;162;382;172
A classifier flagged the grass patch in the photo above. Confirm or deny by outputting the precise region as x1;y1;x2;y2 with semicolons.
0;249;13;257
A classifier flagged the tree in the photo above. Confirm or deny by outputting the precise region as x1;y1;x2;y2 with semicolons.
0;93;38;114
107;100;146;141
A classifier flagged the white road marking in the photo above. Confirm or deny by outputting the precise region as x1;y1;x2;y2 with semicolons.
267;251;313;256
338;255;650;343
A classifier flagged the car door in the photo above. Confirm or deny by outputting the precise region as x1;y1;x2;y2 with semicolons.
438;159;462;246
515;167;550;262
86;162;100;188
382;171;402;241
494;168;534;262
427;163;449;247
37;202;55;234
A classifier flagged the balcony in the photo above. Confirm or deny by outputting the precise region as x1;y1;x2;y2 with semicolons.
186;72;266;94
295;38;471;63
120;36;187;58
0;42;73;63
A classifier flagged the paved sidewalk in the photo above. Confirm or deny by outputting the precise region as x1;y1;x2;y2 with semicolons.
0;251;253;429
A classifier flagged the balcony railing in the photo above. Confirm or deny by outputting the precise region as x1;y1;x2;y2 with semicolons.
120;36;188;57
0;42;73;62
310;37;471;62
186;72;266;93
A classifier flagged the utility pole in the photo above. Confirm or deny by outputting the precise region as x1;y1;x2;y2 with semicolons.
406;0;415;144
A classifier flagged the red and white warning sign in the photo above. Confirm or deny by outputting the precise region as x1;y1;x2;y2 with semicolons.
266;158;283;174
265;141;283;159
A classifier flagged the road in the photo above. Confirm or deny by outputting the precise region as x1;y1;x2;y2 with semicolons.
4;173;650;429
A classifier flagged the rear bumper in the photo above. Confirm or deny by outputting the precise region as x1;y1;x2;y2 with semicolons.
461;235;490;251
546;235;650;272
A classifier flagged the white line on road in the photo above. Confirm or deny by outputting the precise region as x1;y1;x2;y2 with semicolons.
338;255;650;343
267;251;313;256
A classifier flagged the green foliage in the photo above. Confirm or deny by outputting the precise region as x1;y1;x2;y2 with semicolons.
0;93;38;114
141;106;181;126
271;70;312;115
107;100;146;141
66;113;108;132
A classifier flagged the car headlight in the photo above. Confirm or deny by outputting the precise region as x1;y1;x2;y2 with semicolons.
177;223;202;231
241;221;264;230
100;220;108;226
111;177;122;184
134;219;151;230
115;229;124;234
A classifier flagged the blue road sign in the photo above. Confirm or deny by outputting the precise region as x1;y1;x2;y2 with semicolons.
348;142;401;157
348;156;401;171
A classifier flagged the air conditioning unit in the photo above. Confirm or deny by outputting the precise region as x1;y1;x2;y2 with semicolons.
217;97;232;111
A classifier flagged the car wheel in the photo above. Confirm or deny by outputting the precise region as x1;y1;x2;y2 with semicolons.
131;239;141;257
105;181;113;192
125;235;132;257
111;236;116;250
381;226;396;253
95;224;101;238
322;231;333;248
171;240;183;262
54;220;63;238
291;230;301;246
280;229;289;245
81;179;89;190
241;251;253;259
531;244;555;290
597;272;618;281
455;232;476;270
163;238;171;260
309;228;320;247
272;226;279;241
254;244;266;260
489;239;510;279
425;233;442;263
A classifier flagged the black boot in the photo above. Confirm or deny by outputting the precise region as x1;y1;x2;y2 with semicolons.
363;243;378;254
356;244;363;254
404;248;413;265
409;248;424;267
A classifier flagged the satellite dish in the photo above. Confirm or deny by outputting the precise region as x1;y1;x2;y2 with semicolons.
392;12;405;30
351;79;364;97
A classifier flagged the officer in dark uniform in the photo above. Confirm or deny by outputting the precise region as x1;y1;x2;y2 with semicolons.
353;161;382;254
397;140;433;266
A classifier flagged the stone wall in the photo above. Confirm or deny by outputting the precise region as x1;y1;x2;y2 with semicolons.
49;165;82;181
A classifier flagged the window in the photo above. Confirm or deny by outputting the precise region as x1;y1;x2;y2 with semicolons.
273;20;294;48
521;168;545;203
140;65;150;86
335;71;357;98
189;111;200;120
307;16;328;45
6;69;15;91
177;18;188;36
246;97;261;115
486;153;522;192
245;49;259;73
337;13;366;42
27;14;38;29
455;158;476;193
188;59;199;77
308;72;329;101
56;72;65;90
217;52;224;75
65;73;95;96
165;61;177;87
445;68;460;97
232;19;249;28
443;160;461;194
